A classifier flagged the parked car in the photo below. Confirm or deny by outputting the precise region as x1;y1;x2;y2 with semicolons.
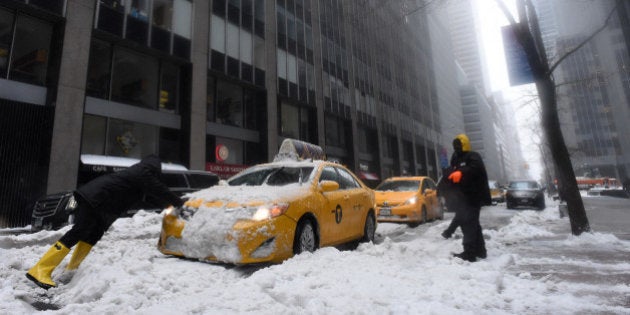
505;180;546;210
158;139;376;265
374;176;443;227
488;180;505;204
30;155;219;232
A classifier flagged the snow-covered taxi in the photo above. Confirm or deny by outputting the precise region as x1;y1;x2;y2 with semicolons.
158;139;376;264
374;176;443;227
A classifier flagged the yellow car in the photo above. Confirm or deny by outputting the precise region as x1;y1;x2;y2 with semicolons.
158;159;376;265
374;176;443;227
489;180;505;204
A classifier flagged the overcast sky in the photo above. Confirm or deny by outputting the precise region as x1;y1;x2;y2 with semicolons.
476;0;544;180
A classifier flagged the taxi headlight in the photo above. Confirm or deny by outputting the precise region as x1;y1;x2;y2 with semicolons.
403;197;417;205
252;203;289;221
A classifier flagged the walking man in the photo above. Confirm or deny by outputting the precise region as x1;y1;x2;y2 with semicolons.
444;134;491;262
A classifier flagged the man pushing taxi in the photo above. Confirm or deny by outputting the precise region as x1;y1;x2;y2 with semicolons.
26;155;183;289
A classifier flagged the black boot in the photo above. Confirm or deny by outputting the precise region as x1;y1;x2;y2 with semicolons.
476;250;487;259
453;252;476;262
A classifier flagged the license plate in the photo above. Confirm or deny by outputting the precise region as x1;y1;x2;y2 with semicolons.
380;207;391;216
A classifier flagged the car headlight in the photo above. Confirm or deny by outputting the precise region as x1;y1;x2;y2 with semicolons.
403;197;417;205
66;195;77;210
252;203;289;221
164;206;181;217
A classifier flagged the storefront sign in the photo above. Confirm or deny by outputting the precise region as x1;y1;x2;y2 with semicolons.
206;162;248;179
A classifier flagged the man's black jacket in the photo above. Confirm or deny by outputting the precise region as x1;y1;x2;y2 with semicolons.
75;155;184;215
450;151;492;208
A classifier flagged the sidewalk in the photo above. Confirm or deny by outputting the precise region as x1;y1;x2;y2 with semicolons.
491;198;630;311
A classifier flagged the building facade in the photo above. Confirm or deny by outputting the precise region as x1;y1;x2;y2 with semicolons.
0;0;443;227
532;0;630;181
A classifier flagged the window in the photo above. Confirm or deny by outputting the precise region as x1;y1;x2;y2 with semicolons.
152;0;173;52
81;115;167;159
319;167;338;182
336;167;360;189
86;40;112;99
216;80;243;126
106;118;157;157
281;102;299;138
126;0;150;44
159;63;179;113
111;48;159;108
0;8;14;78
8;15;52;86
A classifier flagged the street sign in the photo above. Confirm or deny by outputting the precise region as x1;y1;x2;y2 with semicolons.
502;24;534;86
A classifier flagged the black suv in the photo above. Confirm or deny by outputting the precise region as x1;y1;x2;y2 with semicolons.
31;155;219;232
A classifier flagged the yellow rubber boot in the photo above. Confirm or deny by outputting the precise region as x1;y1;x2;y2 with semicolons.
26;241;70;289
65;241;93;271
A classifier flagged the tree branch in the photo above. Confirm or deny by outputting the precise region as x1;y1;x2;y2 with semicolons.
548;4;618;75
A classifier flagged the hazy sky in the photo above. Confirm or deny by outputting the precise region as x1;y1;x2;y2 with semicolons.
476;0;544;180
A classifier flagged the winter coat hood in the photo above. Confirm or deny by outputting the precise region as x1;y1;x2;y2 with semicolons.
455;134;471;152
139;154;162;174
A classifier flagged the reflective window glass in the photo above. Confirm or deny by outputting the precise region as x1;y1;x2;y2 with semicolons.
281;102;299;138
9;15;52;86
159;63;179;113
111;48;159;108
0;8;14;78
86;40;112;99
216;80;243;127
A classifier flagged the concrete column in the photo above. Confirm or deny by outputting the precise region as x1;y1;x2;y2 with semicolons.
189;0;210;170
265;0;279;161
46;0;95;194
310;0;326;148
342;3;360;173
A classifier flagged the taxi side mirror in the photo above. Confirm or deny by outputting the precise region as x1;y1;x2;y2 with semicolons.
423;188;433;195
319;180;340;192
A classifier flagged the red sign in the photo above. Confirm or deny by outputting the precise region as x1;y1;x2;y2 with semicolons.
206;162;249;179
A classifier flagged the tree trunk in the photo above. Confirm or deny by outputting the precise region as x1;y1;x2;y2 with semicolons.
515;23;591;235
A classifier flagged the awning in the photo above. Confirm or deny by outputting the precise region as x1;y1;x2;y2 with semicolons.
359;171;379;181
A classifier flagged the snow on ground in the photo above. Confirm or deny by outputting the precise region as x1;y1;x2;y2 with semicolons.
1;201;629;314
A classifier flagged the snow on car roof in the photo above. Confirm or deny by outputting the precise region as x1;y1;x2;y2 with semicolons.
80;154;188;171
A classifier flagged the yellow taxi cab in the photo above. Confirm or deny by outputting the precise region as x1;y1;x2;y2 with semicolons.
374;176;443;227
158;139;376;264
489;180;505;204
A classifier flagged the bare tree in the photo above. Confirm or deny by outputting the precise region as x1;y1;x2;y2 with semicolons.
495;0;617;235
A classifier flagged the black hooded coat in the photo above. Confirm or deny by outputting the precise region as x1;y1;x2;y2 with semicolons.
75;155;183;216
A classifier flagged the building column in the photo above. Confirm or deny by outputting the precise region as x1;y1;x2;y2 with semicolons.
189;0;210;170
265;0;279;161
310;0;326;148
46;0;95;194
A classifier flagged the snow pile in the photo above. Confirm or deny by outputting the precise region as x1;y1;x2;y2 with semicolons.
1;204;629;314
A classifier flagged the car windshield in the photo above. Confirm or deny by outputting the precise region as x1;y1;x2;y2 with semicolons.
375;180;420;192
509;181;538;189
228;166;314;186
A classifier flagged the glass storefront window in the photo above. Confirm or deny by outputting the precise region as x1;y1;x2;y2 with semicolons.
82;115;181;162
215;136;243;164
81;115;108;155
9;15;52;86
106;118;157;158
0;8;14;78
159;63;179;113
216;80;243;127
126;0;150;44
111;48;159;108
86;40;112;99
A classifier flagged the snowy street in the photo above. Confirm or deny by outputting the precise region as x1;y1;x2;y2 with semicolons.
1;195;629;314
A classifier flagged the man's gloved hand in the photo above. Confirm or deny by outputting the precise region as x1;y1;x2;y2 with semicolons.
448;170;462;183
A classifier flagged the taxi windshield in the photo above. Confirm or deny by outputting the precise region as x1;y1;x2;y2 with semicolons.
228;166;314;186
375;180;420;192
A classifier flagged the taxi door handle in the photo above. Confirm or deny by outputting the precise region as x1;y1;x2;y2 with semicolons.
344;195;350;200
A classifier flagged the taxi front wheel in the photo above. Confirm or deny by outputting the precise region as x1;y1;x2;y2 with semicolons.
294;219;317;254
